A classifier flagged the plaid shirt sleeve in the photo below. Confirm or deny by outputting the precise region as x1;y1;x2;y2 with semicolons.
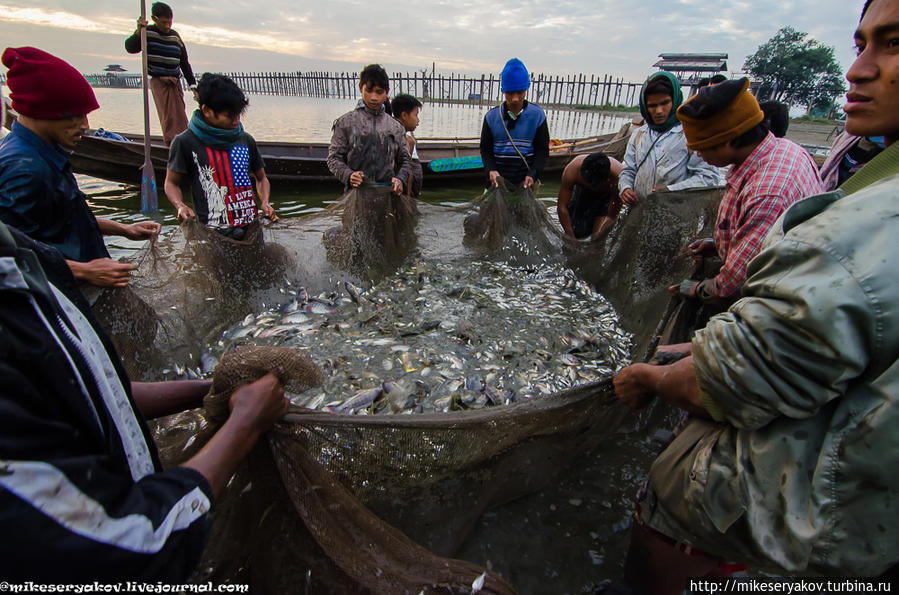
712;192;786;297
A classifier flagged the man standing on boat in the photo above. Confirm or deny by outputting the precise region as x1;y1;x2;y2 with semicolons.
125;2;197;145
479;58;549;189
0;46;160;289
618;72;721;205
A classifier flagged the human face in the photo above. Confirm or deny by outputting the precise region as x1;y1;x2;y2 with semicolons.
41;115;89;149
695;142;737;168
398;106;420;132
201;105;241;130
845;0;899;145
644;93;673;126
361;84;388;112
504;91;526;115
152;15;173;34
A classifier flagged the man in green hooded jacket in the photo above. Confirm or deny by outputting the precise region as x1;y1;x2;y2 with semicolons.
618;72;722;205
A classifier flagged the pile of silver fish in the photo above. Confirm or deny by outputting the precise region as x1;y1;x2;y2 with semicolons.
199;257;632;415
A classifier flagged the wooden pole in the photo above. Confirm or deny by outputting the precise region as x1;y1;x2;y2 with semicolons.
138;0;157;213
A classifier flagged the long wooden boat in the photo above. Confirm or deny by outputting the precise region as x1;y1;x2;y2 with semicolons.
67;127;631;187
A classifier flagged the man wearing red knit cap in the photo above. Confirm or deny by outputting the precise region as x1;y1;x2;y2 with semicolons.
668;77;822;303
0;46;160;288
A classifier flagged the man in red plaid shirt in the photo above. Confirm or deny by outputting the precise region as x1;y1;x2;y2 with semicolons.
669;78;822;300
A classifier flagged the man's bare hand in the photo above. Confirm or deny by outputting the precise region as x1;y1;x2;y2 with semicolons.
613;364;657;409
391;177;404;195
176;205;196;223
688;238;717;262
349;171;364;187
124;221;161;241
76;258;136;288
620;188;638;206
522;175;535;189
228;374;288;435
136;16;148;28
260;202;279;222
488;170;501;188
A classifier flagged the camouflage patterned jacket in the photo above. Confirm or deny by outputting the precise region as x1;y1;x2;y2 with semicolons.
691;175;899;574
327;101;413;190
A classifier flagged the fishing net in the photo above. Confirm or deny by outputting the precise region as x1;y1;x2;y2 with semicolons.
322;184;419;281
462;178;561;255
128;186;723;593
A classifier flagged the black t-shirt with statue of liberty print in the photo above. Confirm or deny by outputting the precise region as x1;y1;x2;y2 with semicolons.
167;130;265;228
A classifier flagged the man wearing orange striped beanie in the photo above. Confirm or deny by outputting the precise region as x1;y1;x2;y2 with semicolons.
669;77;822;302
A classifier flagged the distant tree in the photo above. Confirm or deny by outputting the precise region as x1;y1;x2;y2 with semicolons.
743;26;846;111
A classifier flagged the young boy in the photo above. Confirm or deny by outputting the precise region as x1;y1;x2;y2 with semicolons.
327;64;412;194
391;93;423;198
164;73;277;240
479;58;549;189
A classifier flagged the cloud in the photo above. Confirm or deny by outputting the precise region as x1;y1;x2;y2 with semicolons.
0;0;862;82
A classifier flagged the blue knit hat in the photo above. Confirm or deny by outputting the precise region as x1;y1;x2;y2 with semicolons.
500;58;530;93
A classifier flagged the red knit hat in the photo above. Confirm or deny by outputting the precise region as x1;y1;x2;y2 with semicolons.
1;47;99;119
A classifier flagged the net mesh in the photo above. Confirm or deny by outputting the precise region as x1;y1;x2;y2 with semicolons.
115;186;724;592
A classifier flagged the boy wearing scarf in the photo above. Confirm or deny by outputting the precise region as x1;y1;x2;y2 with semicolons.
619;72;721;205
165;73;277;239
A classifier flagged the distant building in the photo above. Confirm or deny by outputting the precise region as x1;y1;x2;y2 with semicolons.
653;53;728;91
103;64;128;72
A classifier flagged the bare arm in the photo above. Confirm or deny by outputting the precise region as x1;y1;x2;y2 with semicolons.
164;169;196;223
96;218;161;241
131;380;212;419
557;160;579;238
181;374;287;498
253;169;278;222
613;356;710;418
67;258;135;288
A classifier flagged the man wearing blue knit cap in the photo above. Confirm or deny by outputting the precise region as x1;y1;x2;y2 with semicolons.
479;58;549;188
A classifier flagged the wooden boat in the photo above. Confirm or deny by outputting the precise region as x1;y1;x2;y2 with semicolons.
67;128;631;187
2;97;633;186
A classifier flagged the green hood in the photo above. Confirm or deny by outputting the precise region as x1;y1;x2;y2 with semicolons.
639;71;683;133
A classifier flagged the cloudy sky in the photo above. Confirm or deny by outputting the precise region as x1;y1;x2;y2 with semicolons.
0;0;861;84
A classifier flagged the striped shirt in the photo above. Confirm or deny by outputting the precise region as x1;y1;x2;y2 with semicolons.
125;25;196;86
712;133;823;297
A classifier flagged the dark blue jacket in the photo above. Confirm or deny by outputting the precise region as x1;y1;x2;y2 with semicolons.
479;101;550;185
0;122;109;262
0;223;212;581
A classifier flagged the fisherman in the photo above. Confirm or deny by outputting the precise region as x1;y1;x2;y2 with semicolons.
612;0;899;589
164;73;278;239
670;78;823;302
0;218;287;581
0;46;160;289
479;58;549;188
618;72;721;206
125;1;197;145
391;93;424;198
327;64;413;194
556;152;622;242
